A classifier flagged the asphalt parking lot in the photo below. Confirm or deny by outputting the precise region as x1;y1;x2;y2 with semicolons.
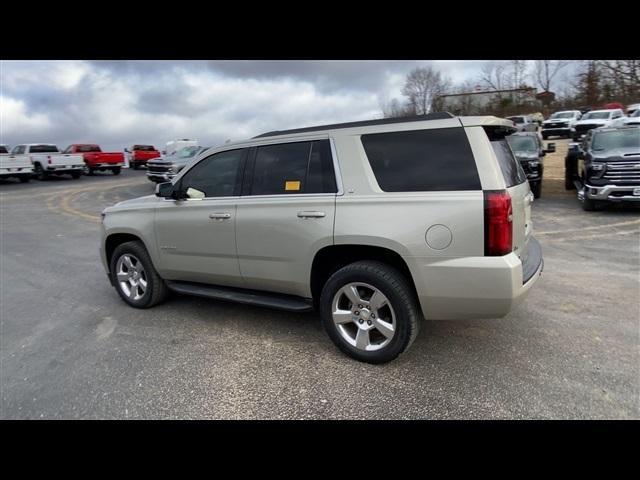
1;142;639;419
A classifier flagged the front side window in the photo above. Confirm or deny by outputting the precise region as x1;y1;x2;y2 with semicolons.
361;128;481;192
507;136;538;152
11;145;25;154
179;148;245;198
250;140;336;195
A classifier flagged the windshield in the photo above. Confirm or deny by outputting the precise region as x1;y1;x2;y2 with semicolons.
30;145;59;153
507;136;538;152
177;146;201;158
583;112;611;120
631;110;640;118
550;112;575;119
507;116;524;123
592;129;640;151
133;145;156;151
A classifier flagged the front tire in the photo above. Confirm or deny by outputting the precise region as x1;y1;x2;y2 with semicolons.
112;167;121;175
19;175;30;183
531;181;542;199
319;260;420;364
71;171;81;179
110;241;168;308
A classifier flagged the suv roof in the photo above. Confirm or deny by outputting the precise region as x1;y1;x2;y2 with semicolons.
251;113;514;142
254;112;455;139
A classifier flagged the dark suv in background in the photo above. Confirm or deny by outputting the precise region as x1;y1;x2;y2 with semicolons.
507;132;555;198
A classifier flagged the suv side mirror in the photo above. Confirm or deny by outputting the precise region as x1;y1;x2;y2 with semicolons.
545;143;556;153
155;182;175;198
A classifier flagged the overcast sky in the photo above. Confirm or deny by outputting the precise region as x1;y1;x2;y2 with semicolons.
0;60;576;152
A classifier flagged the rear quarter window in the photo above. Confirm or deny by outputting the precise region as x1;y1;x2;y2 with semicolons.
491;139;527;187
361;127;481;192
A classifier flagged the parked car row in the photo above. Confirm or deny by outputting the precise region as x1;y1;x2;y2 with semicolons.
0;141;192;183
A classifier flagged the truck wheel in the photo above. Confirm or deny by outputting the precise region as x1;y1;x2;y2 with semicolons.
87;168;95;176
112;167;121;175
541;133;548;140
110;241;168;309
34;163;48;181
132;163;140;170
319;260;420;364
71;172;81;179
19;175;30;183
531;181;542;199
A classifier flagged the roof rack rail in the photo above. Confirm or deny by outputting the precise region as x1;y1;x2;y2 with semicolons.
253;112;455;139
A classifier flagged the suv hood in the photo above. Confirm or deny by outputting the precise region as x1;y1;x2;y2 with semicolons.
575;118;609;126
591;147;640;161
514;150;539;160
543;118;571;124
103;195;158;213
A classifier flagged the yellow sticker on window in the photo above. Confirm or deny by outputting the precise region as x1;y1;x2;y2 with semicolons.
285;181;301;191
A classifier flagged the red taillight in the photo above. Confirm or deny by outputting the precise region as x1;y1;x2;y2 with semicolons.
47;155;52;164
484;190;513;256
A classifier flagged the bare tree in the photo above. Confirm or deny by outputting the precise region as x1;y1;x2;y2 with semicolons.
401;67;450;115
598;60;640;104
479;63;508;91
534;60;571;92
381;97;417;118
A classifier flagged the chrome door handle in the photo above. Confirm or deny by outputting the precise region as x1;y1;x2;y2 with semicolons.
209;213;231;219
297;211;326;218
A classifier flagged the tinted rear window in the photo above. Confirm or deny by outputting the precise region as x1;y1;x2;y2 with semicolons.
0;146;8;154
250;140;336;195
491;140;527;187
361;128;481;192
133;145;156;151
77;145;101;152
30;145;59;153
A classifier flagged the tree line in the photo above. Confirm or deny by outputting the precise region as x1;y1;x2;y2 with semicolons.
382;61;639;118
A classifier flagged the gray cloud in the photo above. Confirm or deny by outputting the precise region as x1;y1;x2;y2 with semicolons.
1;60;583;154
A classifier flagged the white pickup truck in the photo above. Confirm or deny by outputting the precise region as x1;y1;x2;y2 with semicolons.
10;144;85;180
0;144;33;183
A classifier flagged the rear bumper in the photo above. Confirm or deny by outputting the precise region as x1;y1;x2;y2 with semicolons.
583;183;640;202
88;162;124;168
46;165;84;173
1;168;33;176
406;237;543;320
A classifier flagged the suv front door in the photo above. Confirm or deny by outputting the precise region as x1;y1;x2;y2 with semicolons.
235;138;338;298
154;148;247;286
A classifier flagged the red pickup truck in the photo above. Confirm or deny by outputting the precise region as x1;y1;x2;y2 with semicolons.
125;145;160;169
63;144;125;175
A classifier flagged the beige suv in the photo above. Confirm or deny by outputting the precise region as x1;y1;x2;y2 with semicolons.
100;113;543;363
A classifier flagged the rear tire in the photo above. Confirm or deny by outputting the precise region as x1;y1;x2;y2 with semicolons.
87;168;95;176
319;260;420;364
71;172;81;179
112;167;121;175
34;163;48;181
541;133;548;140
132;163;140;170
19;175;30;183
110;241;168;308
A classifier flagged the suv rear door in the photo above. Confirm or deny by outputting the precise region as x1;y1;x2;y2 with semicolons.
235;138;338;298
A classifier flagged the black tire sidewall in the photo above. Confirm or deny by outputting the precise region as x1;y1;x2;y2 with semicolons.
110;242;158;308
319;263;416;363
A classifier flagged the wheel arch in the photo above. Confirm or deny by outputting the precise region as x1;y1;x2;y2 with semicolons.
104;232;152;273
309;244;419;310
